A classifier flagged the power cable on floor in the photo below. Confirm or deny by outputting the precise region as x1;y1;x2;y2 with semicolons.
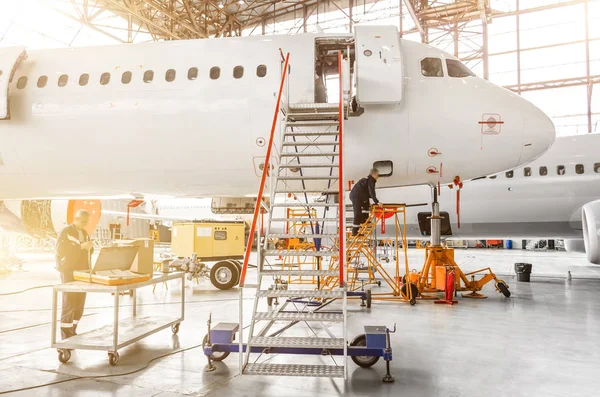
0;284;55;296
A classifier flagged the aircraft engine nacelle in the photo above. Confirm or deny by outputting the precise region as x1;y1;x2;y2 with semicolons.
582;199;600;264
2;200;101;238
564;239;586;254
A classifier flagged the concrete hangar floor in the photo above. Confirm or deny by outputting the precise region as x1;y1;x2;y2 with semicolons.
1;248;599;397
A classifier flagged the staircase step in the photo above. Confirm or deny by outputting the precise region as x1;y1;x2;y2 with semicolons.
253;311;344;322
266;234;338;239
289;103;340;110
271;218;338;222
282;142;339;147
288;112;339;120
262;269;338;277
279;164;339;169
249;336;344;349
244;363;344;378
284;131;339;137
287;121;339;127
264;250;338;257
274;189;338;194
280;152;339;157
277;176;338;181
272;202;339;207
256;289;345;299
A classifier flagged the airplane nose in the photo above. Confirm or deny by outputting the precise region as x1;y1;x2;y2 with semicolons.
518;105;556;166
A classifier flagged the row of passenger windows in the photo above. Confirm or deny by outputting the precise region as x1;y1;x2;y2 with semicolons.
420;58;475;78
491;163;600;179
15;65;268;89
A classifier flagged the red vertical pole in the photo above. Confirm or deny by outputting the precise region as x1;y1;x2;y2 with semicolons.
338;51;344;288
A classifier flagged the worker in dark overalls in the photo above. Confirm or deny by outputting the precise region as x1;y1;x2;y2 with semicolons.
350;168;383;236
56;210;94;339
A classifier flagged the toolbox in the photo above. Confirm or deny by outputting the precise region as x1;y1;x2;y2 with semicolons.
73;246;152;285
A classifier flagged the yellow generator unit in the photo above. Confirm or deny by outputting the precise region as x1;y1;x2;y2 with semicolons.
171;221;246;261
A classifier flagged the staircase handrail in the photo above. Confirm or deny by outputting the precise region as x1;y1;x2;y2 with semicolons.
337;51;345;288
239;52;291;287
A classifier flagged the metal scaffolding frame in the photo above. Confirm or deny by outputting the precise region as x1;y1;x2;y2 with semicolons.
43;0;598;133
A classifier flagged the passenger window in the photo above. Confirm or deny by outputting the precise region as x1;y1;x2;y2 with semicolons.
122;71;132;84
557;165;565;175
37;76;48;88
595;163;600;173
188;67;198;80
373;160;393;177
505;171;513;178
210;67;220;80
576;164;584;174
165;69;176;82
143;70;154;83
420;58;443;77
256;65;267;78
17;76;27;89
233;66;244;79
58;74;68;87
489;175;497;179
79;74;89;86
100;72;111;85
524;167;531;177
446;59;475;78
539;166;547;176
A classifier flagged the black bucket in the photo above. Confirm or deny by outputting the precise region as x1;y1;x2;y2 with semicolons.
515;262;532;282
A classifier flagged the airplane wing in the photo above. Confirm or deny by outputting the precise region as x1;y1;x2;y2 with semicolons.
101;210;195;222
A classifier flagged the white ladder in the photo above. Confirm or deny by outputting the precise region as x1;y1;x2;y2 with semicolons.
241;102;348;379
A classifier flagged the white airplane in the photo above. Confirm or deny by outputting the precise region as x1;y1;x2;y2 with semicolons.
0;25;554;203
377;134;600;264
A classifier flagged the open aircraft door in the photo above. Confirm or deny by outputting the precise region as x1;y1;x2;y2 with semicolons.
0;46;27;120
354;26;403;104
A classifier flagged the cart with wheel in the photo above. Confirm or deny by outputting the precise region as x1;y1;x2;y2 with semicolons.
202;321;396;383
51;272;185;366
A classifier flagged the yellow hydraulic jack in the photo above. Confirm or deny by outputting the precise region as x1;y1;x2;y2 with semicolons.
415;190;511;299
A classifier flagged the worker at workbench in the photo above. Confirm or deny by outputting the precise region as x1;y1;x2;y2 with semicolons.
56;210;94;339
350;168;383;236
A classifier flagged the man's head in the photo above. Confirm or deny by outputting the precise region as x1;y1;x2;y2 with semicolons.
73;209;91;230
369;168;380;181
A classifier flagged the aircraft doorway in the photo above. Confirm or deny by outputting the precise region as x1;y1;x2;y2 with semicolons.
314;37;354;105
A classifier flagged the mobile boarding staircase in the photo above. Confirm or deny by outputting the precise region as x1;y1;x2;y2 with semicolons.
202;51;395;382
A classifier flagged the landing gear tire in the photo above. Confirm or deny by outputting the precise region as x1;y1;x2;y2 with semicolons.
172;323;180;334
366;289;372;309
210;261;240;290
108;352;119;366
58;349;71;364
350;334;380;368
231;260;242;285
497;281;511;298
401;283;419;305
202;334;230;362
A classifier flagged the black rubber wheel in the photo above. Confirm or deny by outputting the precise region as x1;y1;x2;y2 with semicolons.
210;261;240;290
203;334;230;362
108;352;119;366
172;323;180;334
410;298;416;306
497;281;511;298
58;349;71;364
385;258;390;263
366;289;372;309
230;260;242;285
401;283;419;302
350;334;380;368
377;281;382;287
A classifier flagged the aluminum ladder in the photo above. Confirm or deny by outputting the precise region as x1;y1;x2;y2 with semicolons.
241;102;348;379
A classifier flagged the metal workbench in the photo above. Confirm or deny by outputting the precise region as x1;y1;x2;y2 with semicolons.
51;271;185;366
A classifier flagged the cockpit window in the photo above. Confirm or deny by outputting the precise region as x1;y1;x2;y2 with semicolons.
421;58;444;77
446;59;475;78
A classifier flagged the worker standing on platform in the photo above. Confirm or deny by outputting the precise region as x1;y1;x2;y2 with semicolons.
56;210;94;339
350;168;383;236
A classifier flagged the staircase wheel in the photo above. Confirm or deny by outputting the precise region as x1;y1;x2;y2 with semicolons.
496;281;511;298
401;283;419;303
350;334;380;368
203;334;230;362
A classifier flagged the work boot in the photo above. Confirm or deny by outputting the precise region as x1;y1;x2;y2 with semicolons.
61;327;75;339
